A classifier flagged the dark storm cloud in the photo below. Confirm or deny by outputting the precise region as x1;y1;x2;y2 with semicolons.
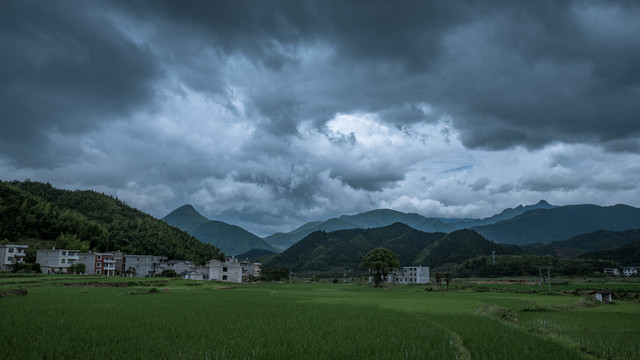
123;0;640;151
0;1;160;167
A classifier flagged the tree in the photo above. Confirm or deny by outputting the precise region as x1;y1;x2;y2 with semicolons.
434;272;442;288
159;269;177;278
68;263;86;275
363;247;400;287
444;273;452;291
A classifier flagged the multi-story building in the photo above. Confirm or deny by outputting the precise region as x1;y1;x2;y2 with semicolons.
78;252;117;275
207;257;243;283
36;249;80;274
240;259;262;281
368;265;430;284
0;244;28;271
123;255;167;277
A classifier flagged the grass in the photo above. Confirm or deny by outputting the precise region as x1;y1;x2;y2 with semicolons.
1;276;639;359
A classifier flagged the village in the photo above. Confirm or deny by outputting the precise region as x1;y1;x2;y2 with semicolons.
0;243;262;283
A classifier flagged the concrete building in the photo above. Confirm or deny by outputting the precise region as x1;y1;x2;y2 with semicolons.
388;266;430;284
622;266;638;277
123;255;167;277
603;268;620;276
78;252;116;275
369;265;430;285
36;249;80;274
207;257;243;283
206;257;262;283
0;244;28;271
240;259;262;281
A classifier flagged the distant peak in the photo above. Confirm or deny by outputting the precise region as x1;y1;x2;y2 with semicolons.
536;200;550;205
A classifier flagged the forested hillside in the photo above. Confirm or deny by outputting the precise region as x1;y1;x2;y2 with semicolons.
2;180;223;264
524;229;640;258
263;223;526;272
454;255;619;278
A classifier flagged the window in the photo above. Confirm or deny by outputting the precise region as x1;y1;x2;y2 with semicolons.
7;256;13;261
223;267;228;272
8;248;14;253
62;251;67;256
61;259;66;264
17;249;22;253
97;269;101;274
69;252;74;256
97;262;101;267
222;275;227;280
97;255;102;260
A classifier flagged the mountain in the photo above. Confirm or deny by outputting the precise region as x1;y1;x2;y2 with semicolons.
163;204;209;232
162;205;278;256
449;200;557;228
472;204;640;245
524;229;640;258
235;248;278;262
264;223;444;272
263;223;525;272
264;209;454;250
5;180;223;264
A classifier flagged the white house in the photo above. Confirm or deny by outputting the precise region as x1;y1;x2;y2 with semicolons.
207;257;262;283
36;249;80;274
0;244;28;271
388;266;430;284
622;266;638;277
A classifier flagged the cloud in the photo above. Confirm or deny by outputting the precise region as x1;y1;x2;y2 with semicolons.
1;1;640;236
0;1;161;167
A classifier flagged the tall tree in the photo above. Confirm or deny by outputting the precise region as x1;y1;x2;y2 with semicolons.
363;247;400;287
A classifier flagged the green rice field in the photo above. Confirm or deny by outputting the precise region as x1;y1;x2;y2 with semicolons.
1;275;639;359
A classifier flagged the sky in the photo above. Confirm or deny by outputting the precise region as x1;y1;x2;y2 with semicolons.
2;0;640;237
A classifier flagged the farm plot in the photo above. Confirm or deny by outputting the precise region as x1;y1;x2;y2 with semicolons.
1;277;639;359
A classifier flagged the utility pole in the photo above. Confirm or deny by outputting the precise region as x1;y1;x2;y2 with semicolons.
539;267;543;290
547;263;552;291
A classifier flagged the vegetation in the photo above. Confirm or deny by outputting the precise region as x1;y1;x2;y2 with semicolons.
579;241;640;264
454;255;619;278
362;247;399;287
1;276;639;359
524;229;640;258
2;180;223;264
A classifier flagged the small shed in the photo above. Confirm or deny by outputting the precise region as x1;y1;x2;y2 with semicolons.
591;290;612;303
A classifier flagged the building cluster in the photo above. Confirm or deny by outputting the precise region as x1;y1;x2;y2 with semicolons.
603;266;639;277
1;244;260;284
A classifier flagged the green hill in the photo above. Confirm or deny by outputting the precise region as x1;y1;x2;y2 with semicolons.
524;229;640;258
4;180;223;264
414;229;527;270
472;204;640;245
162;204;278;255
579;241;640;264
263;223;527;273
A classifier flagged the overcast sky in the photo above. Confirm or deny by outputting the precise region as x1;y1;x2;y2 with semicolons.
2;1;640;236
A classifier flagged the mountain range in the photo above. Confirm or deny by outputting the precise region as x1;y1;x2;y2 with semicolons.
162;205;278;256
163;200;640;255
261;222;638;275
